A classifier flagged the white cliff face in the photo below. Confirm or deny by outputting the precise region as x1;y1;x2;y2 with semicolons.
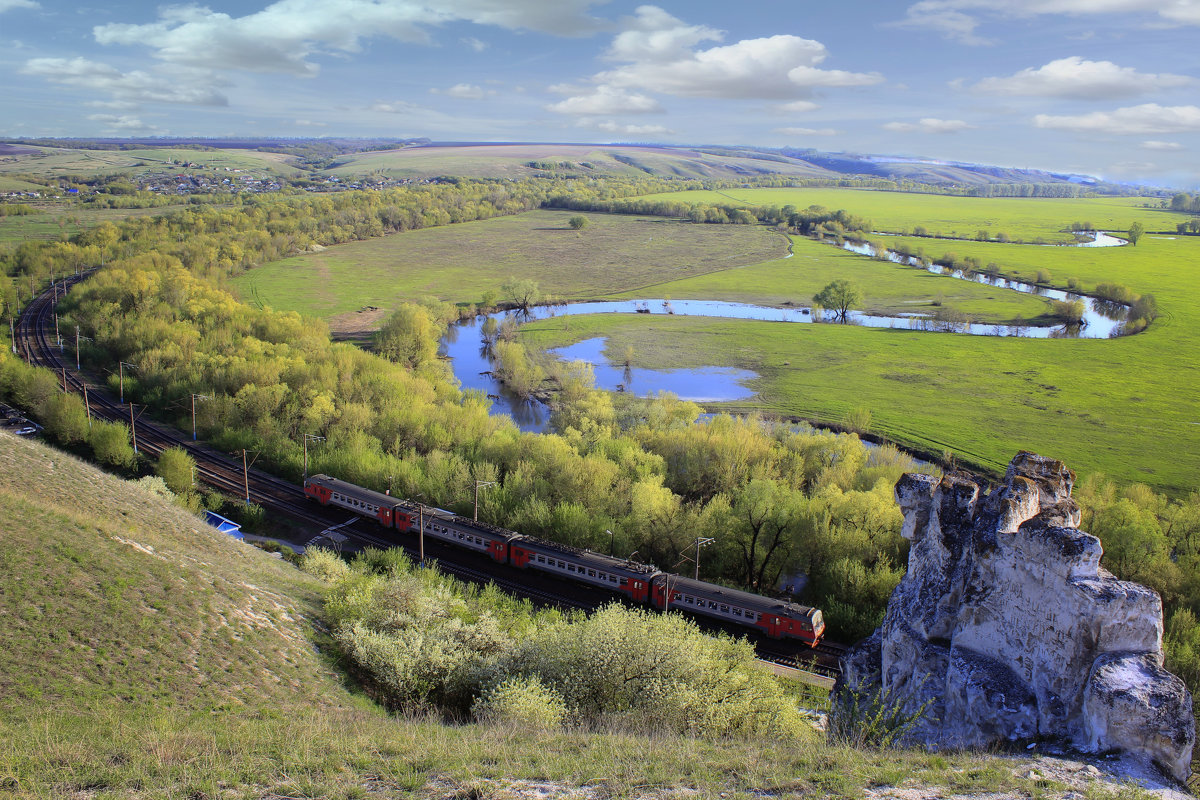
837;452;1195;783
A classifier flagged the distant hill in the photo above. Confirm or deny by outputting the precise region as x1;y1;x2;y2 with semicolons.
0;137;1153;194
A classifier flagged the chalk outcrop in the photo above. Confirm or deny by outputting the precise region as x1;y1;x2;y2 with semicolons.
836;452;1194;782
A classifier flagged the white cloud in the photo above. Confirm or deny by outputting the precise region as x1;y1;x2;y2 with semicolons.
293;119;327;127
605;5;722;63
895;0;1200;42
0;0;38;13
22;57;228;106
775;126;838;136
889;7;991;44
543;6;882;107
92;0;607;76
883;118;974;133
461;36;487;52
778;100;819;112
598;31;882;100
86;113;163;134
973;57;1194;99
1141;140;1183;150
370;100;430;114
547;86;662;115
580;119;674;135
432;83;491;99
1035;103;1200;134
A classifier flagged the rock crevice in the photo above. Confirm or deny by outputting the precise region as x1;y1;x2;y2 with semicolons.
836;452;1194;782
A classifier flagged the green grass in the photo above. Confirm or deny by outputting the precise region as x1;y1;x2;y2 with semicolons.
0;203;191;243
520;234;1200;495
0;432;1069;799
326;144;833;180
0;146;301;179
237;209;788;319
616;235;1051;324
639;187;1176;242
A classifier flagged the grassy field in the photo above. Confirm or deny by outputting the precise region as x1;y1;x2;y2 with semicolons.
237;209;789;318
639;187;1173;243
0;203;191;243
0;145;301;179
616;235;1052;324
327;143;836;180
238;194;1199;493
520;229;1200;495
1;431;1069;799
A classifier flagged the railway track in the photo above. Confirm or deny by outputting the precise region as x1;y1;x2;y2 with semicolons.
14;274;843;679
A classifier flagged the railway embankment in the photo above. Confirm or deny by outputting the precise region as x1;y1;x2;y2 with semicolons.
837;452;1195;785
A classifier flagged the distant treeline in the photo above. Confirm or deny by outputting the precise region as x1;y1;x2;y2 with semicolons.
1171;193;1200;214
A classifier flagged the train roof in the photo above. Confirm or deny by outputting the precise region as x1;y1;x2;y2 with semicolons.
663;574;820;617
307;474;403;509
514;535;661;577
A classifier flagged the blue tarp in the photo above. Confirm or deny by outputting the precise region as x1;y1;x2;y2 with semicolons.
204;511;244;539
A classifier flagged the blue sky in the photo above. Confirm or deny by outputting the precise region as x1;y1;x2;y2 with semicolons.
2;0;1198;187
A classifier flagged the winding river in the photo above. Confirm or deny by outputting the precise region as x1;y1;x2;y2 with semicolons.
439;231;1134;432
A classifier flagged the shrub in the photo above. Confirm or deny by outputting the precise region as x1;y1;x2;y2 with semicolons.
89;419;134;469
302;547;351;583
1049;299;1085;324
472;675;567;730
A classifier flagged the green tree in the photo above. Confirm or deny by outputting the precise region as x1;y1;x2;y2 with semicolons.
156;447;196;495
501;277;543;312
812;280;863;322
1128;221;1145;246
567;215;588;230
89;420;135;469
375;304;439;369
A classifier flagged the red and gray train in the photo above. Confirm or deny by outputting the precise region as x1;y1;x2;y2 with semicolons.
304;474;824;645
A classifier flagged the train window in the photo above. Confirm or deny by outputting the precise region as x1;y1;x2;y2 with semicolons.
708;601;717;609
536;555;544;563
587;569;595;577
567;565;576;572
733;608;741;616
609;576;618;584
720;605;729;613
558;561;566;568
619;578;628;586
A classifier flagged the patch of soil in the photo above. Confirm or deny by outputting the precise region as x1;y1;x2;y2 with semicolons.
329;306;387;344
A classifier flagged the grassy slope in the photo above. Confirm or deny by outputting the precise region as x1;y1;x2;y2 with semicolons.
326;144;838;181
0;432;1056;799
0;146;301;179
236;209;788;318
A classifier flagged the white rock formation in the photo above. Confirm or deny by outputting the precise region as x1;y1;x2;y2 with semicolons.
836;452;1195;782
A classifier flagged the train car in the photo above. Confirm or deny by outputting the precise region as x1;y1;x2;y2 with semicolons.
649;574;824;645
508;536;660;604
392;505;513;563
304;474;405;528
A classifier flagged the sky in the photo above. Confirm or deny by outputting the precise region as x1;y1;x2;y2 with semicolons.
2;0;1199;188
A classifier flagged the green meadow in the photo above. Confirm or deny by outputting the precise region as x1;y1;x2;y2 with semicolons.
0;145;301;179
238;209;787;317
521;228;1200;495
0;204;191;243
238;189;1198;494
616;235;1050;324
644;187;1172;242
